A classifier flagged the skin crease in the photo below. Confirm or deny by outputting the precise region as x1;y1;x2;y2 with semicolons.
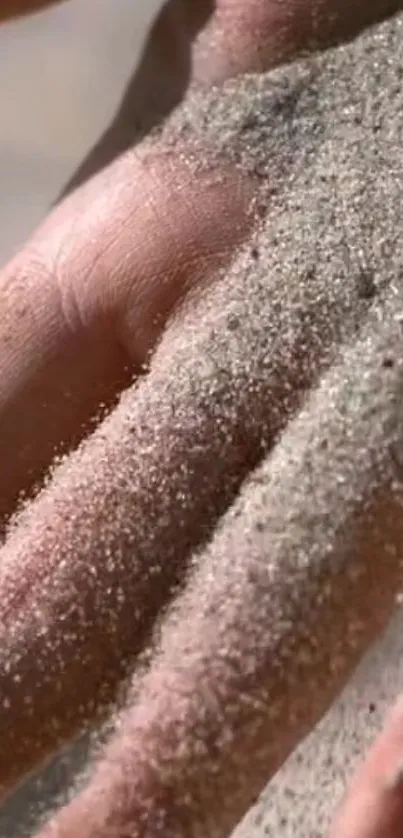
0;1;403;837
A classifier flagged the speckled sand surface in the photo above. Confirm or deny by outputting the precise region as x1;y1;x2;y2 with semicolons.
235;615;403;836
1;3;403;837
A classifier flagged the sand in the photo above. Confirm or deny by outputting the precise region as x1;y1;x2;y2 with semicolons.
1;5;403;838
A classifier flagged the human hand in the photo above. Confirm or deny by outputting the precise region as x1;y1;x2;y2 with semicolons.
0;2;403;838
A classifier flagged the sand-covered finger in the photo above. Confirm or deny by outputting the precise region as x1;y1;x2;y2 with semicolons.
60;286;403;838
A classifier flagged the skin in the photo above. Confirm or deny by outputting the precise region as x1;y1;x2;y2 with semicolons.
0;1;403;836
329;697;403;838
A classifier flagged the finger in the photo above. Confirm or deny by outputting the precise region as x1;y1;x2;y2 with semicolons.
0;243;329;799
0;130;381;797
67;0;403;194
329;698;403;837
0;143;252;526
37;285;403;838
193;0;403;83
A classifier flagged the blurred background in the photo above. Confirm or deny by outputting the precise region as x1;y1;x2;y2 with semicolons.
0;0;161;262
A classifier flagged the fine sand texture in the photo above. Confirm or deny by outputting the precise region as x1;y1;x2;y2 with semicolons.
1;4;403;838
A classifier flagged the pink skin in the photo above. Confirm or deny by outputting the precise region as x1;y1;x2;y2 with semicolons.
0;1;403;836
329;698;403;837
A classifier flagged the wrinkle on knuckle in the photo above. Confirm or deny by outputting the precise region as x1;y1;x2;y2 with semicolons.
4;247;62;334
117;159;255;360
42;218;121;340
45;237;92;338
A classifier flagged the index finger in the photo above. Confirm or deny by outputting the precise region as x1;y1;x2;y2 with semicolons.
193;0;403;83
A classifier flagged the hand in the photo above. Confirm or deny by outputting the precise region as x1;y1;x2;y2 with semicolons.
0;2;403;838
